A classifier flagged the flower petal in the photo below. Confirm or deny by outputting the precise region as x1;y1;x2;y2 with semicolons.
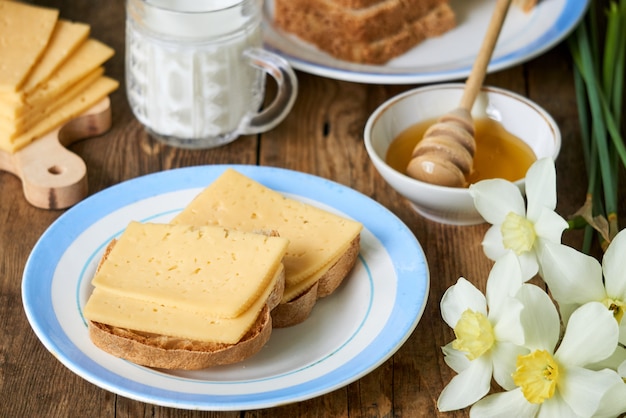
492;297;525;346
470;388;539;418
486;252;523;320
517;249;539;281
442;342;471;373
588;344;626;371
440;278;487;328
525;158;557;220
437;355;493;412
469;179;526;224
558;366;623;417
536;391;577;418
556;302;618;367
619;359;626;377
490;341;529;390
539;241;606;305
603;228;626;299
557;302;579;326
593;379;626;418
516;284;560;351
481;225;507;262
533;208;568;244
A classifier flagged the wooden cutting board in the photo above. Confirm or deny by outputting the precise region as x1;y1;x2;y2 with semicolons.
0;97;111;210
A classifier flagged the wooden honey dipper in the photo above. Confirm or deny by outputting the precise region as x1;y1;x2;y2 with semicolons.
406;0;512;187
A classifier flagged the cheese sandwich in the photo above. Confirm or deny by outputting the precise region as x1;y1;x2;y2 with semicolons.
84;221;289;370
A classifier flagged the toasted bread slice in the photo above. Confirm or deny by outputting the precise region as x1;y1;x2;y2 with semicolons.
274;0;456;64
271;234;360;327
275;0;448;44
86;237;285;370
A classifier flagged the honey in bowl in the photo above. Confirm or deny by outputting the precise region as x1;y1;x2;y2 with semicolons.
386;117;536;186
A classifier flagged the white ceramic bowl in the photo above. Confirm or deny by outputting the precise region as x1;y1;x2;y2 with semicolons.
364;83;561;225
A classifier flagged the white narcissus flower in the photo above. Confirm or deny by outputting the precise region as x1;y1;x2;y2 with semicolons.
540;228;626;344
469;157;569;280
470;291;622;418
437;252;528;412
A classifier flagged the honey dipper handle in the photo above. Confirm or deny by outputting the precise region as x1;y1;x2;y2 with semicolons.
459;0;512;111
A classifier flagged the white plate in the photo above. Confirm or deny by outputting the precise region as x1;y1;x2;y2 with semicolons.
22;165;429;411
263;0;589;84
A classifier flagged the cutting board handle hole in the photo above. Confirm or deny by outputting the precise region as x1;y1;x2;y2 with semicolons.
48;165;64;175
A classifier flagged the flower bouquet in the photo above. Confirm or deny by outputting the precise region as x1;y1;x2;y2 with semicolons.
436;1;626;416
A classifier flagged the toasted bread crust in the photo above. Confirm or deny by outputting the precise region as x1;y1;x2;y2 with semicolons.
317;234;361;298
271;281;319;328
271;235;360;327
86;237;284;369
88;305;272;370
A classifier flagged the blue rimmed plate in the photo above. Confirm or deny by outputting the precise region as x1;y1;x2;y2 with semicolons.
263;0;589;84
22;165;429;411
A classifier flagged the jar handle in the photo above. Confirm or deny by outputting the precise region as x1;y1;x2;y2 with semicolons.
240;47;298;135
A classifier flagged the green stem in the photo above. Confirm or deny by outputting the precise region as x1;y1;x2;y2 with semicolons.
610;0;626;116
572;57;592;178
603;2;620;98
575;23;617;215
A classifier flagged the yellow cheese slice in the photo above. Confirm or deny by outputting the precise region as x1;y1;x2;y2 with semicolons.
281;240;352;302
0;1;59;92
0;38;114;111
1;76;119;153
90;222;289;319
171;168;363;301
84;264;284;344
21;19;91;94
0;68;103;135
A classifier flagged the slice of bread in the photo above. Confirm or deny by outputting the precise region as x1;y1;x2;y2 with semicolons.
274;0;456;64
84;225;287;370
88;304;274;370
276;0;448;43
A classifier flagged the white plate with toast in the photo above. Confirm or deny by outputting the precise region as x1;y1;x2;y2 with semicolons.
263;0;589;84
22;165;429;411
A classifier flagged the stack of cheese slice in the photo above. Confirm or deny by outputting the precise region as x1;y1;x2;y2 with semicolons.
0;1;119;153
171;168;363;327
84;222;289;344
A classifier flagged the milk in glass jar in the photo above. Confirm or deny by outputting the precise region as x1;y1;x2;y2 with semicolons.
126;0;297;148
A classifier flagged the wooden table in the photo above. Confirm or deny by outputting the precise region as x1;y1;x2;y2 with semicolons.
2;1;622;417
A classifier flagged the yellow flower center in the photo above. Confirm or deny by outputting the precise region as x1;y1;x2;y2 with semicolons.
512;350;559;404
501;212;536;255
452;309;495;360
602;298;625;324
